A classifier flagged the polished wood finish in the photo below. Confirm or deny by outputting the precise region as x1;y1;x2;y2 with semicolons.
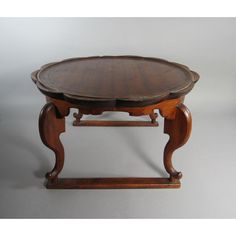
48;96;183;117
47;178;180;189
32;56;199;107
162;104;192;182
32;56;199;189
39;103;67;181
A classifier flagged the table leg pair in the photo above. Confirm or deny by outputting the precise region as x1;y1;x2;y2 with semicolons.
39;97;192;189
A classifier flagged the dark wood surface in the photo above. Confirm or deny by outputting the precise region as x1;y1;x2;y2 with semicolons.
34;56;199;189
32;56;199;107
163;103;192;181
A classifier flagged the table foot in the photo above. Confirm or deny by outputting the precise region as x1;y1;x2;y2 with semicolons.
46;177;180;189
162;103;192;182
39;103;66;181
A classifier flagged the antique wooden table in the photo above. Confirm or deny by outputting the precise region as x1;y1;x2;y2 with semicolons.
31;56;199;189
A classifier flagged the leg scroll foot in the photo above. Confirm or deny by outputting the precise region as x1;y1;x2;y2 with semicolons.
162;103;192;181
39;103;66;181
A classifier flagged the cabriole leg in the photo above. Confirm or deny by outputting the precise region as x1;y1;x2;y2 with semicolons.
162;104;192;182
39;102;66;185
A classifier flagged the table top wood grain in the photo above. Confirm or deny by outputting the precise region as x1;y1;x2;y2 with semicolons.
32;56;199;107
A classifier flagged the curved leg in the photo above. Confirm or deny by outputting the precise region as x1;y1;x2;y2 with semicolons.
39;103;66;182
163;104;192;182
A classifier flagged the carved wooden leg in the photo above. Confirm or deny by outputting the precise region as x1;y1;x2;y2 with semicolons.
163;104;192;182
39;103;66;183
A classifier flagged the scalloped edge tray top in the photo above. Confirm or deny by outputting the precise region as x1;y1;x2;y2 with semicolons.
32;56;199;107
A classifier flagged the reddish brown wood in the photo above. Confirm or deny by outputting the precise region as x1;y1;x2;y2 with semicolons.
162;104;192;182
72;120;158;127
47;178;180;189
149;111;158;124
38;97;192;189
73;111;83;126
39;103;66;181
32;56;199;107
48;96;183;117
32;56;199;189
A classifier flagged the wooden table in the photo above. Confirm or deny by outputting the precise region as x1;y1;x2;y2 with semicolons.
32;56;199;189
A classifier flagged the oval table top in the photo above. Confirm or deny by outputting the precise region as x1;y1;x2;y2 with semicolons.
32;56;199;107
